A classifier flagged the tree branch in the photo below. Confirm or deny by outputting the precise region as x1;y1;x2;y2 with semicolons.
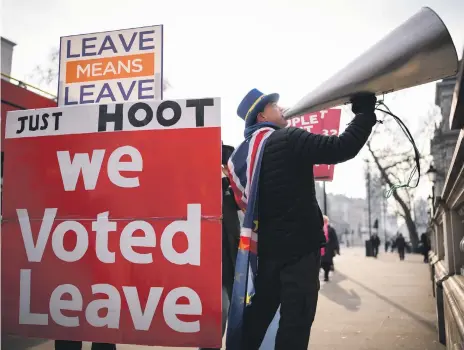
368;142;412;213
383;157;415;171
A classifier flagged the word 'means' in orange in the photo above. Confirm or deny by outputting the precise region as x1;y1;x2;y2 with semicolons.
78;58;142;78
66;53;154;83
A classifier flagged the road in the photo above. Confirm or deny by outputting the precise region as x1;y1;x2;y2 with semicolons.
2;247;444;350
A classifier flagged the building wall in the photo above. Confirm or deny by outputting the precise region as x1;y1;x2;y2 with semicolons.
315;183;368;244
1;37;16;76
431;77;461;196
429;54;464;348
314;180;398;245
1;79;57;145
436;78;456;123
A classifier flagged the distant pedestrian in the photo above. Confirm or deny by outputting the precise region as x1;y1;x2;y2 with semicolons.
328;222;339;271
321;216;339;281
385;239;390;253
391;237;396;253
320;216;331;281
370;234;380;258
395;234;406;261
419;233;430;264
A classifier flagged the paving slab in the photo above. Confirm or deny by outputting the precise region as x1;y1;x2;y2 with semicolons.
2;247;444;350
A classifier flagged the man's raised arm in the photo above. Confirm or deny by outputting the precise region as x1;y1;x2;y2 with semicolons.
287;94;377;165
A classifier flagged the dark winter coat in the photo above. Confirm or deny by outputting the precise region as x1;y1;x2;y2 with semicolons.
222;181;241;297
396;236;406;250
257;112;376;260
322;225;340;264
420;233;430;254
371;235;381;248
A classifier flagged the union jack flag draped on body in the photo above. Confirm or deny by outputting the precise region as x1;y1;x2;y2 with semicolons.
226;122;280;350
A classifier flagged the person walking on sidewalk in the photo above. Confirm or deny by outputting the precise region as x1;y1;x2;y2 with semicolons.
420;233;430;263
320;215;339;282
327;221;340;271
371;234;380;258
396;233;406;261
226;88;378;350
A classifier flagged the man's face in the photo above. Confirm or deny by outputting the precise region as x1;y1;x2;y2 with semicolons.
257;102;287;127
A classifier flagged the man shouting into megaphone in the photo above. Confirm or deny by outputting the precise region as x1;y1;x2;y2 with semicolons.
226;89;377;350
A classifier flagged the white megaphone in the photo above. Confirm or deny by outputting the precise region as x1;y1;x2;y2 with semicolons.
284;7;459;118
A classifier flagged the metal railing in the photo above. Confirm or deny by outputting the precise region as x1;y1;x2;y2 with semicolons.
1;72;57;100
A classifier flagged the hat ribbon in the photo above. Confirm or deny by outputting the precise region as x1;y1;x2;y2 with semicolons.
245;94;266;120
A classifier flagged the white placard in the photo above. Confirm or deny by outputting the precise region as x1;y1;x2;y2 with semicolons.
58;25;163;106
6;98;221;139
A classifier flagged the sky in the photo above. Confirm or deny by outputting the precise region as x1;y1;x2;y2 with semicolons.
2;0;464;199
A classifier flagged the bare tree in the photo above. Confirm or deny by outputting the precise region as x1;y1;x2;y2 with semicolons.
366;103;439;249
29;49;60;88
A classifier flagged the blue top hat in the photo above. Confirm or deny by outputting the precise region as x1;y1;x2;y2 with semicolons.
237;88;280;127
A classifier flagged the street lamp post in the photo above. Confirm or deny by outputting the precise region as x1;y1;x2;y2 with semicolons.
323;181;328;215
427;197;433;217
426;164;438;215
460;235;464;276
365;160;372;238
382;182;387;243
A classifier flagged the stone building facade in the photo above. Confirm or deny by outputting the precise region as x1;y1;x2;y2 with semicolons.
430;76;461;195
1;37;16;77
428;53;464;349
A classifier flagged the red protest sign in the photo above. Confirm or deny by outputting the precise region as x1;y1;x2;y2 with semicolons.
1;99;222;347
286;109;342;181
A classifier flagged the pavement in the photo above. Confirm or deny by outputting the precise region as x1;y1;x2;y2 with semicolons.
2;247;444;350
